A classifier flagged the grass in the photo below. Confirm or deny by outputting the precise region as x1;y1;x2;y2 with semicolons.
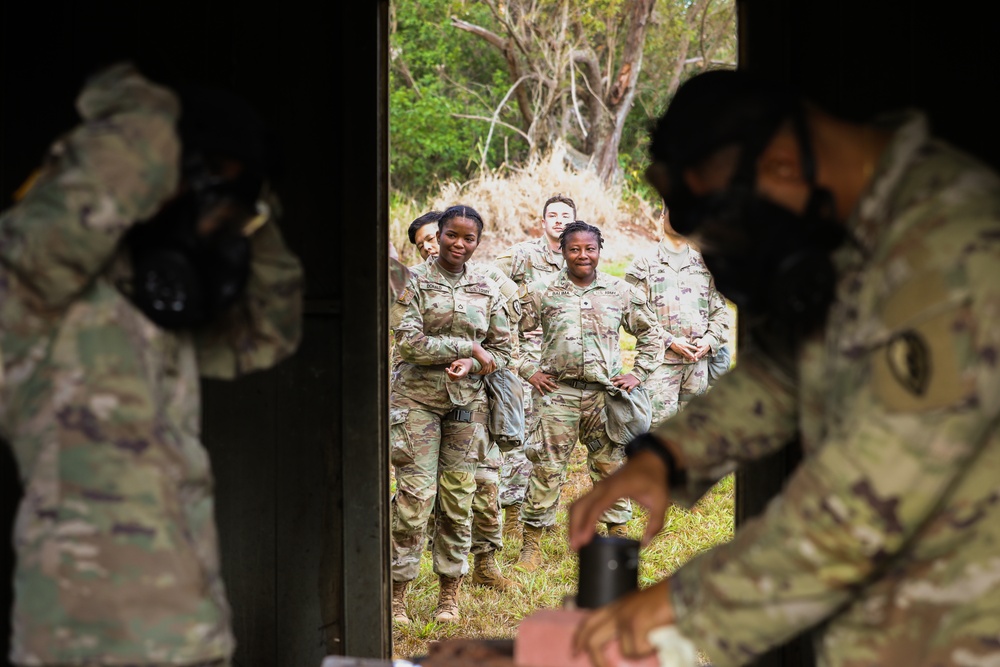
392;450;734;659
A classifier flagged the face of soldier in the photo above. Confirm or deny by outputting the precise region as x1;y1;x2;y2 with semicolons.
562;231;601;285
542;201;575;246
436;216;481;273
414;222;440;260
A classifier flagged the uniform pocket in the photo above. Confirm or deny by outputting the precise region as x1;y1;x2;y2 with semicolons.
389;407;414;467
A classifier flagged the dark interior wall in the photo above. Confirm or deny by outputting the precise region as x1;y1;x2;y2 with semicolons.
1;2;390;665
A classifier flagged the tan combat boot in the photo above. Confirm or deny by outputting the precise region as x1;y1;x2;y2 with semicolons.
514;524;544;573
472;550;515;590
392;580;411;625
607;523;629;539
502;503;522;541
434;575;463;623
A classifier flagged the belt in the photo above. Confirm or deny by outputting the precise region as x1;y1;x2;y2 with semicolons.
562;379;605;391
443;408;490;425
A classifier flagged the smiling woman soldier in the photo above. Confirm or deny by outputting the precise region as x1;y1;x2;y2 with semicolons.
512;221;664;573
389;205;514;625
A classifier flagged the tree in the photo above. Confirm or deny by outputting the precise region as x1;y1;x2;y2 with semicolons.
388;0;735;195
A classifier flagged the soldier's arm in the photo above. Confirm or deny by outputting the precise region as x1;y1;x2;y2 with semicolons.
667;244;1000;667
700;279;729;355
479;290;513;373
393;278;476;365
195;204;305;378
493;246;520;281
625;257;674;348
514;282;544;380
621;285;665;383
0;62;180;315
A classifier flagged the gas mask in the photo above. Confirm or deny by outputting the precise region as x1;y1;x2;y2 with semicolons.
663;109;847;343
120;155;263;330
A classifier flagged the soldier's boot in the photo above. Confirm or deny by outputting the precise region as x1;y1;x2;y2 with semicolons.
514;524;545;573
392;580;411;625
434;575;463;623
472;550;515;591
607;523;629;539
503;503;523;541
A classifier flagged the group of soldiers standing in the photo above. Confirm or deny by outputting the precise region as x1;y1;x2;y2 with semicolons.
388;195;734;626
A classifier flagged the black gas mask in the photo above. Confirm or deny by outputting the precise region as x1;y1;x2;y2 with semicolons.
661;107;847;344
120;155;263;330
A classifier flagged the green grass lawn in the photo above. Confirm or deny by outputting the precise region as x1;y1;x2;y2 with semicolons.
391;453;734;659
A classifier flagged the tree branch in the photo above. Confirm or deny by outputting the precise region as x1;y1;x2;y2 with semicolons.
450;113;534;147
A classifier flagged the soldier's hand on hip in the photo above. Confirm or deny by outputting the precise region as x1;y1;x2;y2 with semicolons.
611;373;641;393
528;371;559;395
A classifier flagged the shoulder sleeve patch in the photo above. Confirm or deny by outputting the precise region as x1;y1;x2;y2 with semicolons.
397;286;416;305
871;272;972;412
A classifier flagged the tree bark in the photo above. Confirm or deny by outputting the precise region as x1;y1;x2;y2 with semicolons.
589;0;658;185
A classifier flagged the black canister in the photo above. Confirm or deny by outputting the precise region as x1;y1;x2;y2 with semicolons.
576;535;640;609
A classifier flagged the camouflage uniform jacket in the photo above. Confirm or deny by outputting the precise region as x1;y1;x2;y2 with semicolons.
656;111;1000;666
495;237;563;362
517;269;663;386
392;260;513;411
0;64;304;665
625;241;728;364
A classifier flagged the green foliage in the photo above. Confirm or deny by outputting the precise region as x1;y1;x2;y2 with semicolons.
390;0;530;196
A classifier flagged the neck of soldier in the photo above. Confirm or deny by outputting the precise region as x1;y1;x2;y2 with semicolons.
661;231;687;252
544;234;561;253
809;107;893;223
568;267;597;288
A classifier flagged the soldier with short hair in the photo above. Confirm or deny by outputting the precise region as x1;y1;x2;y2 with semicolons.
493;194;574;538
0;63;304;667
513;221;663;573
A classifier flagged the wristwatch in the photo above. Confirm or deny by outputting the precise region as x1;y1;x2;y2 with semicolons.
624;432;687;488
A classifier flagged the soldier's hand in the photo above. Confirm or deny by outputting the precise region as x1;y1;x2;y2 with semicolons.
568;449;671;550
669;338;698;361
447;358;474;380
611;373;641;393
471;342;497;374
528;371;560;395
572;580;677;667
692;338;712;360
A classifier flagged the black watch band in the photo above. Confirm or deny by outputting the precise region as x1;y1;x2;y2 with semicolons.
624;432;687;488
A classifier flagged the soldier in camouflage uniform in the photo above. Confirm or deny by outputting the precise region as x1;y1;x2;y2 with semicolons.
401;211;518;591
0;63;304;667
513;222;663;573
493;194;574;539
570;69;1000;667
625;208;730;425
390;206;514;625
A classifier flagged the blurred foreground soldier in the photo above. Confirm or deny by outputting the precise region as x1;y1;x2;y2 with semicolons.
494;194;574;538
569;69;1000;666
0;63;304;666
625;208;729;424
514;222;662;573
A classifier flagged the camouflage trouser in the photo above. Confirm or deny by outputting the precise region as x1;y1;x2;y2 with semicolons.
424;458;503;555
390;392;497;581
471;452;503;555
498;376;535;508
520;383;631;528
646;360;709;427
